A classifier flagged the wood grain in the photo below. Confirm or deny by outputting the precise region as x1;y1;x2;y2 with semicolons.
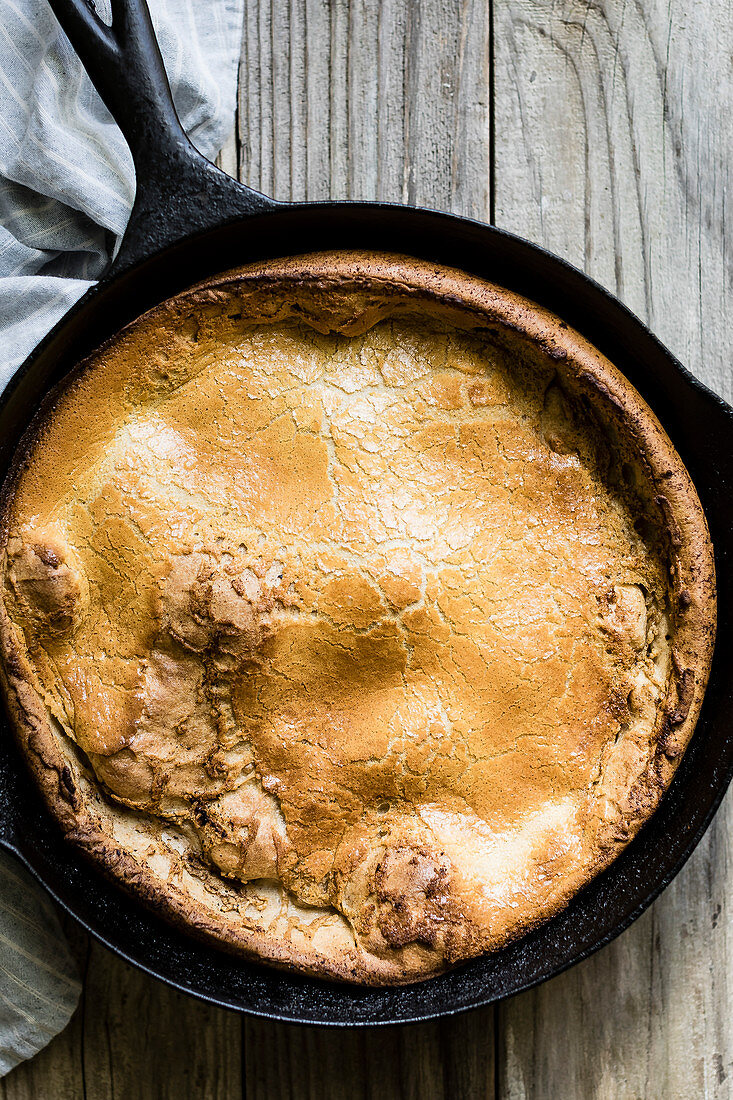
77;942;242;1100
238;0;490;216
494;1;732;1097
243;1012;494;1100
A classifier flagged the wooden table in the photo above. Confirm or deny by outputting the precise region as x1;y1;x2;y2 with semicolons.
2;1;730;1096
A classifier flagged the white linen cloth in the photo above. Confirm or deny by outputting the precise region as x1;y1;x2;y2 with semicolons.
0;0;243;1074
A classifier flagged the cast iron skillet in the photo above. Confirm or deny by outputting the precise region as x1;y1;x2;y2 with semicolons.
0;0;731;1026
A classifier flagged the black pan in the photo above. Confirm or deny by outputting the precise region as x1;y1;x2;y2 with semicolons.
0;0;731;1027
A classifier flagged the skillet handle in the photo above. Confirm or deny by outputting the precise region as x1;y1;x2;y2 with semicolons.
47;0;278;275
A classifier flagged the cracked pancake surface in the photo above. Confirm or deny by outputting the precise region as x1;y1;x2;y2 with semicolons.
0;253;715;983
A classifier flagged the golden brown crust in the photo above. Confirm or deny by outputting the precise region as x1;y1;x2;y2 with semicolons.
0;252;716;985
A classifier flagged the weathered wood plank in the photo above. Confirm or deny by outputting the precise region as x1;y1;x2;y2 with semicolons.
243;1011;495;1100
77;939;242;1100
216;127;240;181
494;1;732;1096
238;0;490;217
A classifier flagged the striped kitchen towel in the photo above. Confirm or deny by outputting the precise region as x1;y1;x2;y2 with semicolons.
0;0;243;1075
